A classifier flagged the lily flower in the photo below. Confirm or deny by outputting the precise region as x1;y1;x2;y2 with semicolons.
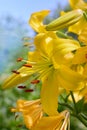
3;10;86;116
31;110;70;130
3;30;85;116
11;99;43;129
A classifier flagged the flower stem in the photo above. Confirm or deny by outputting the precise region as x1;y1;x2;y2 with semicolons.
70;91;87;127
70;91;78;114
56;31;72;39
58;102;73;111
77;114;87;127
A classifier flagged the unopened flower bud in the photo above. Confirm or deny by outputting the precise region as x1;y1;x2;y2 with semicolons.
46;9;84;31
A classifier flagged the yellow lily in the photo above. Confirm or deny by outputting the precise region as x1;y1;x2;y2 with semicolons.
3;30;85;116
11;99;43;129
11;99;70;130
31;110;70;130
29;9;84;34
3;10;86;116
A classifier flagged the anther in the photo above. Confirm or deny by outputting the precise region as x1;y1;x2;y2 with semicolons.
12;70;20;74
23;63;32;68
25;89;34;92
31;80;40;84
17;57;23;62
17;85;26;89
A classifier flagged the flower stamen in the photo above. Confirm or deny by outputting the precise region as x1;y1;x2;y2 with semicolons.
12;70;20;74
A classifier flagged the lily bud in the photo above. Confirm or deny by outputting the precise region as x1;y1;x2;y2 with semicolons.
45;9;84;31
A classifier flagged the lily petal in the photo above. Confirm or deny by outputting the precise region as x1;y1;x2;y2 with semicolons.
52;38;80;65
31;110;70;130
3;67;33;89
69;0;87;10
41;70;59;116
34;32;57;58
72;46;87;64
29;10;50;33
11;99;43;129
58;65;85;91
78;26;87;44
69;17;86;34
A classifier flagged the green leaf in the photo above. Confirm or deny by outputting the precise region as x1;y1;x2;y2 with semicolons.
76;98;84;113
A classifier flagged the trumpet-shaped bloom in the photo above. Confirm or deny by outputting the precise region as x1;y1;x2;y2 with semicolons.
12;100;70;130
3;10;86;116
11;99;43;129
3;31;85;116
31;110;70;130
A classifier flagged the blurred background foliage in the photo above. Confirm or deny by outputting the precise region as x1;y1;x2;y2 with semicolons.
0;2;87;130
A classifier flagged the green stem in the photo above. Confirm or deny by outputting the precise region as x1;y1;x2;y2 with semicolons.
70;91;77;114
80;113;87;120
60;95;66;102
58;102;73;111
56;31;72;39
71;113;87;127
70;91;87;127
77;114;87;127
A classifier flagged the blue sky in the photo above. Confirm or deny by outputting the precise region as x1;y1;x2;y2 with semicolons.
0;0;68;72
0;0;68;21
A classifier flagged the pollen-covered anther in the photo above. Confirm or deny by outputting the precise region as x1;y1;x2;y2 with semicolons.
12;70;20;74
31;79;40;84
24;89;34;92
17;85;26;89
23;63;32;68
17;57;23;62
